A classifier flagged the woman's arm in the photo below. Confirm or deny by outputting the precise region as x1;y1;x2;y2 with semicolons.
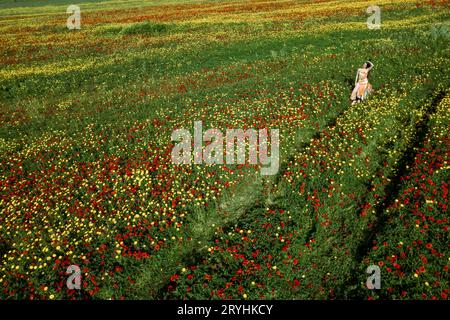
366;62;374;71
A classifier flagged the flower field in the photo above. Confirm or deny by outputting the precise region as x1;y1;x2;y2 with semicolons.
0;0;448;300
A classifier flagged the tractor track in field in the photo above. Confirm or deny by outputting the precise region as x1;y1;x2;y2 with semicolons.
342;88;447;299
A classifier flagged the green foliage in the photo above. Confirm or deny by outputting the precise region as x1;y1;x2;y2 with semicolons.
0;0;449;300
119;21;172;35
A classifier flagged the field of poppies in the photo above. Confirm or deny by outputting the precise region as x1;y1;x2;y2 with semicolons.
0;0;449;300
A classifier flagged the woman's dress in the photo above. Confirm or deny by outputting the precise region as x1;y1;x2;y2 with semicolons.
351;68;372;101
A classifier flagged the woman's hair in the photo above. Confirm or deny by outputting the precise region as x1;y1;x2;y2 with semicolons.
365;61;373;68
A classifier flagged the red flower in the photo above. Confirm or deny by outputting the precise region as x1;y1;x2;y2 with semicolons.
177;84;187;93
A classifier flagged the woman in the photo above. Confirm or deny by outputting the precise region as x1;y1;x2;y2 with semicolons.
350;61;373;105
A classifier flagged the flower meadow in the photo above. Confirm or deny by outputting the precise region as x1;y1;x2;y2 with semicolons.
0;0;449;300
